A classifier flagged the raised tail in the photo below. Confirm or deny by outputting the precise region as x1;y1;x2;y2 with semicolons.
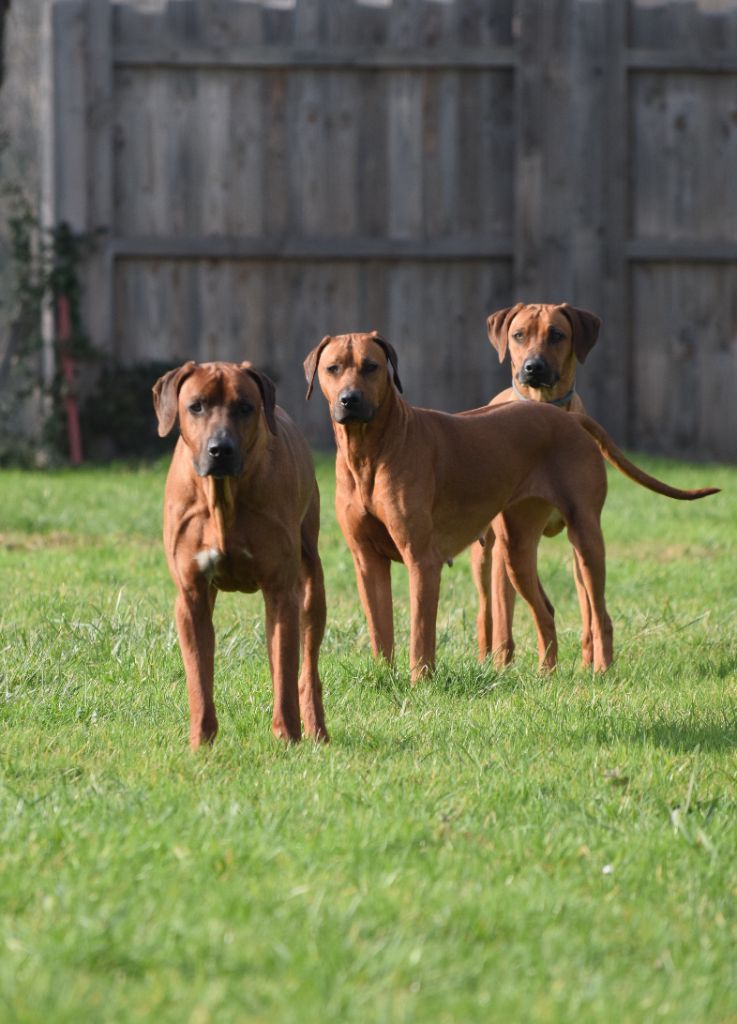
570;414;720;501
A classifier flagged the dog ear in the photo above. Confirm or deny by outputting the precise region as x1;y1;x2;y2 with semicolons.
486;303;525;363
303;336;332;400
244;366;278;435
370;331;403;393
559;305;601;364
152;361;196;437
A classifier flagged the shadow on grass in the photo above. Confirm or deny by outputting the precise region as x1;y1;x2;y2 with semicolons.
625;715;737;754
327;651;527;701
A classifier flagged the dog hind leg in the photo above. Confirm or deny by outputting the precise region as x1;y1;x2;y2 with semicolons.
566;514;613;672
497;504;558;671
298;495;329;742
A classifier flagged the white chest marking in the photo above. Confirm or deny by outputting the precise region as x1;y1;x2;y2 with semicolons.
194;547;223;580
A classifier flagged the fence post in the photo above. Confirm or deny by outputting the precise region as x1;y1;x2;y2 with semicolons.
513;0;629;438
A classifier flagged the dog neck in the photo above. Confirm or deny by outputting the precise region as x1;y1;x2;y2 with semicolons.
204;476;235;553
512;378;577;407
333;386;409;485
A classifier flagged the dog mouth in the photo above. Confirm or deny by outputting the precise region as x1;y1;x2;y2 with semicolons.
195;455;243;478
517;368;559;390
332;405;375;424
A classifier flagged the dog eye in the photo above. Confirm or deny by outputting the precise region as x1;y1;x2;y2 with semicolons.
512;331;525;342
549;329;564;342
362;361;379;374
236;401;253;415
325;364;340;375
188;400;205;415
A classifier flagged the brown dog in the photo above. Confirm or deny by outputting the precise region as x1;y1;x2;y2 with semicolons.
153;361;328;749
304;332;717;680
471;303;600;666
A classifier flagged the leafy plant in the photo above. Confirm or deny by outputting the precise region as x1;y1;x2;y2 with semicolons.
0;183;94;465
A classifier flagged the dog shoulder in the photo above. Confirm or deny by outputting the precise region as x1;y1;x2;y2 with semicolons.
488;387;516;407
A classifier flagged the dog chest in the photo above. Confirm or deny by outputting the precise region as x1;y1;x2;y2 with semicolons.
192;544;260;593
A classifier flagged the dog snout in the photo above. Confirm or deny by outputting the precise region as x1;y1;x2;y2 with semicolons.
199;431;241;477
339;389;363;410
334;388;373;424
519;357;554;387
207;433;236;460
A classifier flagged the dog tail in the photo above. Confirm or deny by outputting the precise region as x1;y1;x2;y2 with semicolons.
570;414;720;500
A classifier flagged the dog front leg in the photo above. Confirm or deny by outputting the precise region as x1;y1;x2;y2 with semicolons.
471;527;494;661
351;546;394;662
175;585;218;750
264;589;302;742
407;556;442;683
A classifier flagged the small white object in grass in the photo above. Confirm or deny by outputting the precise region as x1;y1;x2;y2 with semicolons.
602;863;614;875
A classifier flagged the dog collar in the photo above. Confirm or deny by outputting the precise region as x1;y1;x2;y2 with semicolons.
513;379;576;407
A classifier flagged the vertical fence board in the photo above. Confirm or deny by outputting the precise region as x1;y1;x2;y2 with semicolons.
50;0;88;230
387;71;424;241
84;0;113;360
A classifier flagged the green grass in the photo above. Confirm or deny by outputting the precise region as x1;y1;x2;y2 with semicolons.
1;453;736;1023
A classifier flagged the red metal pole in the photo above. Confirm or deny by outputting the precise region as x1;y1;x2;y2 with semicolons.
56;293;83;465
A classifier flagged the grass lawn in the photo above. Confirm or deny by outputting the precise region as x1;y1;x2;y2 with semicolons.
1;451;736;1023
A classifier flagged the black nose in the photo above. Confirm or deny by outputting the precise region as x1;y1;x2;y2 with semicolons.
339;389;362;409
522;357;546;376
207;434;235;460
519;357;551;385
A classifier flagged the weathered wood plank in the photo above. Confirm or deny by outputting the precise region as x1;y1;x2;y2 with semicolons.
225;71;264;237
112;43;517;70
562;0;627;439
84;0;113;357
631;263;737;461
49;0;88;230
110;237;515;260
629;0;737;55
627;50;737;73
631;71;737;244
325;70;360;237
289;70;328;236
386;70;423;241
422;69;459;240
628;241;737;261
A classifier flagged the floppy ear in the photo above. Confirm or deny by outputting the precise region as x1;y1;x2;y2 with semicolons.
303;336;333;400
244;365;278;435
152;361;196;437
486;303;525;363
559;305;601;364
370;331;403;393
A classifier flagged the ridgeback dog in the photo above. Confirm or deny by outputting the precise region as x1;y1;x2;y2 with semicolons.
153;361;328;749
471;302;601;667
304;332;717;681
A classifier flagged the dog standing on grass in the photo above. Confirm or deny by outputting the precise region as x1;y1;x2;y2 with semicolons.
153;360;328;749
305;332;717;681
471;302;601;667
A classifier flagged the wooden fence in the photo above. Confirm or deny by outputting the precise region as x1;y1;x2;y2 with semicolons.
42;0;737;456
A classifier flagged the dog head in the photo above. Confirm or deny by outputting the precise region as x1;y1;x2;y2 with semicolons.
486;303;601;395
303;331;403;424
153;361;277;478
